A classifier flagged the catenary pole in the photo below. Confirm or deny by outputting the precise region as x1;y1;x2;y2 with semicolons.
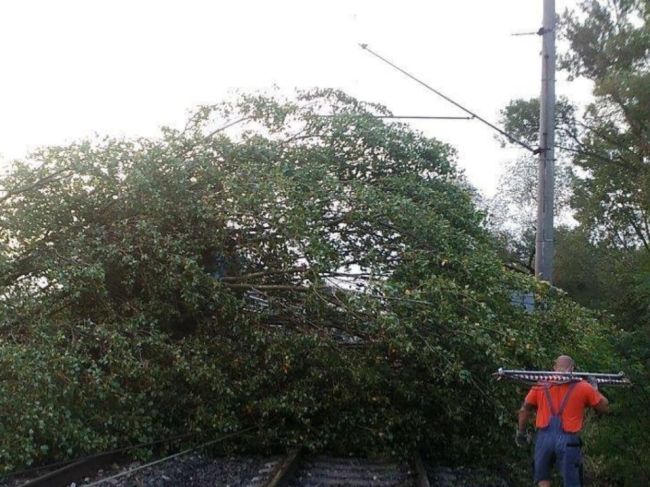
535;0;556;283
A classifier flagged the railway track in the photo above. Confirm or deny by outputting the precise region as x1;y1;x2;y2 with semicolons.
4;443;433;487
250;452;429;487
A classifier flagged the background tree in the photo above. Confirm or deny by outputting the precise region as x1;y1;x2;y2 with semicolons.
485;97;577;273
561;0;650;252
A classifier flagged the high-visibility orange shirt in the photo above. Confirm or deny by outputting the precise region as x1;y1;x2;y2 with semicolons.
524;381;604;433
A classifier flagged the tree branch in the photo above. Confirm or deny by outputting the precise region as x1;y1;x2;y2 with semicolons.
223;283;316;292
0;169;71;204
221;267;309;282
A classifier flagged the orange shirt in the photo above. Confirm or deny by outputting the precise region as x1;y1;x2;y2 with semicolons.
524;381;604;433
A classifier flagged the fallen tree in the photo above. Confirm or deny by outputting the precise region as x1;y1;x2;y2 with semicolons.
0;90;613;477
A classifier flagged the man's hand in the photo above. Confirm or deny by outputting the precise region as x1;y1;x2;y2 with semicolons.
587;376;599;391
515;429;531;448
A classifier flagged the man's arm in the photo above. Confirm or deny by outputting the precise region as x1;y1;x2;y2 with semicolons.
515;402;535;448
587;378;609;414
594;396;609;414
518;402;536;432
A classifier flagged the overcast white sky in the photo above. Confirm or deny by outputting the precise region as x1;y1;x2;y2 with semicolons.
0;0;591;196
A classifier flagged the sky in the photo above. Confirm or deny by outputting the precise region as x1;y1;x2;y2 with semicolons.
0;0;592;197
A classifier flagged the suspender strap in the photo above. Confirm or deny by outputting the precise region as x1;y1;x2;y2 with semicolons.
543;382;578;417
558;382;578;416
543;385;557;416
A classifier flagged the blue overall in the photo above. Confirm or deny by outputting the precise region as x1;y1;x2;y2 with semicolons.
533;382;583;486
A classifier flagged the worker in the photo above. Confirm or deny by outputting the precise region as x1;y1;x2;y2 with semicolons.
516;355;609;487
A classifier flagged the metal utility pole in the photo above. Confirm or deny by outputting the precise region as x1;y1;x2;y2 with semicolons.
535;0;556;283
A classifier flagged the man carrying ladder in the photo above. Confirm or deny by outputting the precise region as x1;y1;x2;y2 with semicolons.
516;355;609;486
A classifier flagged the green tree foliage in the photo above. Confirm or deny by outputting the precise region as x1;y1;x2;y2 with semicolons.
554;229;615;309
0;90;610;478
554;228;648;323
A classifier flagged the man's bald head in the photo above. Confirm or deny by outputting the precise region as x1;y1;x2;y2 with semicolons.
554;355;575;372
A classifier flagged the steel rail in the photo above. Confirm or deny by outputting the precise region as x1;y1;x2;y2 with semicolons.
412;451;432;487
258;449;303;487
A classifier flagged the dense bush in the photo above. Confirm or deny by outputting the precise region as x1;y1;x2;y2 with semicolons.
0;90;613;478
